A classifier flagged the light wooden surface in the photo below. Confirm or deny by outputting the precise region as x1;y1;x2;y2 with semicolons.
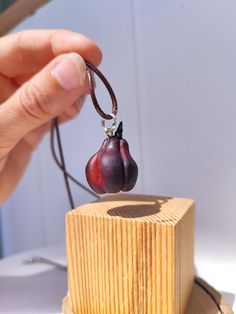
63;277;233;314
186;278;233;314
0;0;49;35
66;194;194;314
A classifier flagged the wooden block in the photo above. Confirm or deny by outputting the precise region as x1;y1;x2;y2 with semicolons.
65;194;195;314
63;278;234;314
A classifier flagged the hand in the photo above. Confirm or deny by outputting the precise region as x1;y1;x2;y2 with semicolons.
0;29;102;203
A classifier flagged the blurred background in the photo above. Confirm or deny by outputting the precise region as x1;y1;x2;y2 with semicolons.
0;0;235;307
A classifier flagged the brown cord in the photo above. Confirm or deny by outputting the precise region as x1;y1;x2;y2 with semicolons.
50;61;117;209
50;119;99;200
86;60;118;119
51;118;75;209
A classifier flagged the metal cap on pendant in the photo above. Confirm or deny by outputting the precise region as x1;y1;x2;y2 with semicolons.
101;113;117;137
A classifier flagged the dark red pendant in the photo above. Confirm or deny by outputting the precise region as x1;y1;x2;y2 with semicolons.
86;122;138;194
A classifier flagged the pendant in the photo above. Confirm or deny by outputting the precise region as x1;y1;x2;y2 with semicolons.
86;120;138;194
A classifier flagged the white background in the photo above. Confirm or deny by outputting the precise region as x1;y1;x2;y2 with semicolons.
1;0;235;309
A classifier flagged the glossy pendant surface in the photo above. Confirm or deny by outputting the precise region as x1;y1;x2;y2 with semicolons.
86;122;138;194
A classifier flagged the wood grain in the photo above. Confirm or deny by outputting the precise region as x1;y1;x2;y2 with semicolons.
63;277;233;314
66;194;195;314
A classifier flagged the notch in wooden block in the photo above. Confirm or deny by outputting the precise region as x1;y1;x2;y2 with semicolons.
65;194;194;314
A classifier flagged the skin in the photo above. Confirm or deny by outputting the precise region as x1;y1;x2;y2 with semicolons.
0;29;102;203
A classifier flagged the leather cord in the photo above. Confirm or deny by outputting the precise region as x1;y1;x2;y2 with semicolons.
86;60;118;119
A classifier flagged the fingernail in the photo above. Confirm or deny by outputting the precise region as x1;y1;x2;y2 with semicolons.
52;53;86;91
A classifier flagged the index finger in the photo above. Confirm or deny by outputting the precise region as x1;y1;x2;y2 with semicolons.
0;29;102;78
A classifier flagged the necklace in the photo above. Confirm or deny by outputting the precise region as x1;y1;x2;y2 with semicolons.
50;60;138;210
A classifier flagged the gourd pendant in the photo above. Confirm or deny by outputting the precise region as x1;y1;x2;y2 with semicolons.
86;121;138;194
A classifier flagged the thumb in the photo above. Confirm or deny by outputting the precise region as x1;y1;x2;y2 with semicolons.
0;53;87;154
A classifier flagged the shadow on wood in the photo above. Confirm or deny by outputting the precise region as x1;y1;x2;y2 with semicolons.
107;196;172;218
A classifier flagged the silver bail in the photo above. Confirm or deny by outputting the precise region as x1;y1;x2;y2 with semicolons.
101;113;117;137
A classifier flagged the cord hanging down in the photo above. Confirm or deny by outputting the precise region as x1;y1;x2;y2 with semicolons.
50;118;99;210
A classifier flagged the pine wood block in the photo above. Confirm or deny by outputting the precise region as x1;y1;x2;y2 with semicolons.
65;194;195;314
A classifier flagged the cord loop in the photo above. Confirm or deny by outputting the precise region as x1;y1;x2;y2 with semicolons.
86;60;118;119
